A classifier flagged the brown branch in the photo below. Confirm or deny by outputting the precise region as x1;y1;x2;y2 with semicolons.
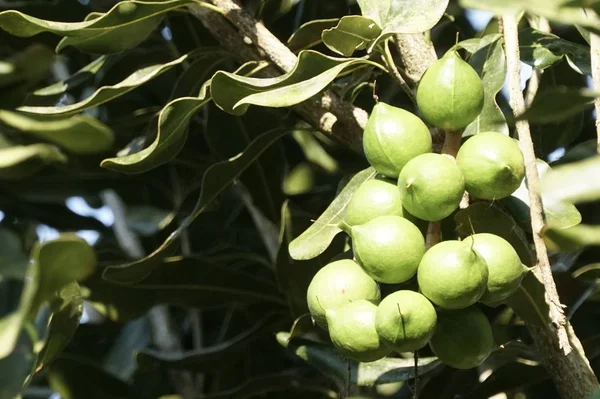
188;1;367;153
503;14;599;399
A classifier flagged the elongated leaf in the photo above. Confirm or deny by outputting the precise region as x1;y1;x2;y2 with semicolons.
0;324;36;399
34;282;83;373
322;16;381;56
357;0;448;44
544;224;600;252
467;361;546;399
87;257;285;322
276;332;440;386
519;28;591;75
0;228;28;279
287;18;339;51
455;202;534;266
461;34;509;136
288;167;377;260
101;127;293;283
48;355;140;399
291;129;339;173
0;0;194;54
136;313;283;372
516;87;599;124
18;54;189;116
0;235;95;359
211;50;380;115
459;0;600;35
169;51;230;99
541;155;600;204
0;111;114;154
0;144;67;180
504;272;549;327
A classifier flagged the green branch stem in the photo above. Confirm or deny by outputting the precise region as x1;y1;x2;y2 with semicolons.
591;30;600;153
503;13;599;399
382;39;415;103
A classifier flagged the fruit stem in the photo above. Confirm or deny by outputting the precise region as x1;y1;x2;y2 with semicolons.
383;39;416;104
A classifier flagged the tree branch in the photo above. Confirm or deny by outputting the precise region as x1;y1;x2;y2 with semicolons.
188;1;367;153
503;14;599;399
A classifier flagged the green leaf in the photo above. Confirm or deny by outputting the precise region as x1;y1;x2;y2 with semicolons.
0;234;95;359
0;324;36;399
573;263;600;280
276;332;440;386
125;205;175;237
0;0;194;54
455;202;535;266
519;27;591;75
86;256;285;322
467;361;547;399
459;0;600;35
0;228;28;279
0;110;114;154
287;19;339;51
101;127;293;283
461;34;509;136
17;54;189;116
211;50;381;115
136;313;283;372
356;0;449;45
291;129;339;173
0;144;67;180
276;201;345;316
504;272;549;327
48;355;141;399
544;224;600;252
34;282;83;373
541;155;600;204
322;16;382;56
287;167;374;260
169;50;230;99
516;87;599;124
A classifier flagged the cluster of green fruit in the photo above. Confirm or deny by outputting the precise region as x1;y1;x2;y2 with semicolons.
305;51;529;369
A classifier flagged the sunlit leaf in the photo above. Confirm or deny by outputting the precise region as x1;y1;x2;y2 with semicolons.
0;144;67;180
287;19;339;51
516;87;599;124
322;16;381;56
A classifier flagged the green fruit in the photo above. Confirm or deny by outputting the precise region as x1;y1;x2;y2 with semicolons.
326;300;392;362
462;233;526;304
416;50;484;130
417;240;488;309
352;216;426;284
397;153;465;221
429;307;494;369
456;132;525;200
363;102;432;178
307;259;381;329
375;290;437;352
344;178;404;226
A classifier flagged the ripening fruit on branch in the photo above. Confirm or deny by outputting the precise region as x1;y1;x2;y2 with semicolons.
352;215;426;284
397;153;465;222
417;240;488;309
326;300;392;362
456;131;525;200
363;102;432;178
343;177;404;227
306;259;380;329
375;290;437;353
416;50;484;130
429;307;494;369
463;233;528;305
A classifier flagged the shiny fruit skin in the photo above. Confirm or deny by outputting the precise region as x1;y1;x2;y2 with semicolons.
417;240;489;309
375;290;437;353
397;153;465;221
429;307;494;369
344;178;404;227
463;233;526;304
326;300;392;362
416;50;484;130
363;102;432;178
456;131;525;200
352;215;426;284
306;259;381;329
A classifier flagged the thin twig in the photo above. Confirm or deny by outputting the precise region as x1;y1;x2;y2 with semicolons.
413;351;419;399
382;39;415;103
524;17;550;106
591;31;600;153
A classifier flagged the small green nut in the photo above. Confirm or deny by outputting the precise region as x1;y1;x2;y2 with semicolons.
352;215;426;284
416;50;484;130
463;233;526;305
375;290;437;353
344;177;404;227
456;132;525;200
429;307;494;369
307;259;381;329
417;240;489;309
363;102;432;178
326;300;392;362
398;153;465;222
